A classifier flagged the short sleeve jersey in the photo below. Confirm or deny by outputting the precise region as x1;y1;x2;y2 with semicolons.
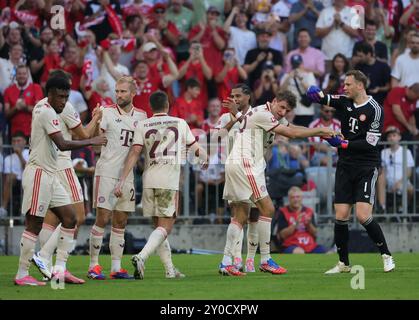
133;114;196;190
57;101;82;170
28;98;62;173
95;105;147;180
226;104;288;166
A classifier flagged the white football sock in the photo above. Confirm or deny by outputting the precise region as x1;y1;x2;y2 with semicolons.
257;216;272;263
233;226;244;263
55;227;76;270
89;224;105;269
39;223;61;261
157;239;174;273
139;227;167;261
246;221;259;260
222;219;242;266
110;227;125;272
16;230;38;279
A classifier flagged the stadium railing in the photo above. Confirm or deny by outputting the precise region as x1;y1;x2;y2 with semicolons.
1;141;419;226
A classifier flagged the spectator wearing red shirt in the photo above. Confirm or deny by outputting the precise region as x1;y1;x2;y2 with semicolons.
132;59;163;117
274;186;327;254
383;84;419;140
202;98;222;134
62;45;85;91
400;1;419;29
40;38;62;86
215;48;248;105
146;3;180;48
4;64;43;138
139;41;179;104
177;41;212;111
170;78;203;130
188;6;228;76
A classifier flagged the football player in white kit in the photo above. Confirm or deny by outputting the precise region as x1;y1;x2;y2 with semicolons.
218;90;339;276
32;70;104;284
114;90;208;279
87;76;148;280
15;74;107;286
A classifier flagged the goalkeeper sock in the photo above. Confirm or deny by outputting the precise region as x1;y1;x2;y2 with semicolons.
362;216;391;255
246;221;259;260
335;220;350;265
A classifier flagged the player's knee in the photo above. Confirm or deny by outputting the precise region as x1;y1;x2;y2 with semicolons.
76;215;85;227
61;214;77;229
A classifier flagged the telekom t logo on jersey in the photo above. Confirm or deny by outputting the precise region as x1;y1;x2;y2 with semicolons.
120;129;134;147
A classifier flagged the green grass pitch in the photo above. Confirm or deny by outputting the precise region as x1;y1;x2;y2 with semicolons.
0;253;418;300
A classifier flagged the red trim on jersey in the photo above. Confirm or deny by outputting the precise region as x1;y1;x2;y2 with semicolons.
65;168;80;202
116;105;123;115
132;144;143;147
242;159;261;199
30;169;42;215
268;123;280;132
69;121;82;130
152;113;168;117
48;130;61;136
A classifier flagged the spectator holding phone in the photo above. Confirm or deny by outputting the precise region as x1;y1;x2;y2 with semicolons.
215;48;247;103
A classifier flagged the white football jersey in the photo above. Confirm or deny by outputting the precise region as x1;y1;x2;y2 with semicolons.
95;104;147;180
226;104;287;166
54;100;82;170
27;99;62;173
216;106;288;161
133;113;196;190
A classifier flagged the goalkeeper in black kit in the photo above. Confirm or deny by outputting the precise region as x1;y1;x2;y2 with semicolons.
306;70;395;273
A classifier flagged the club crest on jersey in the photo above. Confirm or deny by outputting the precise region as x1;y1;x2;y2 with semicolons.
359;114;366;121
133;121;138;128
260;185;266;192
371;121;380;129
52;119;59;126
38;205;44;212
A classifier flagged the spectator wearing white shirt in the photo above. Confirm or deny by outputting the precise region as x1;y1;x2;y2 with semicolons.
224;6;257;66
315;0;359;60
391;33;419;88
68;90;89;124
0;131;29;217
377;126;415;214
280;53;317;126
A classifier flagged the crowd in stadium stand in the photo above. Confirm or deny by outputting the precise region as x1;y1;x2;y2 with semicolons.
0;0;419;220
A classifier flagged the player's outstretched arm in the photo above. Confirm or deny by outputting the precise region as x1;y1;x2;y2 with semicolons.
50;131;107;151
306;85;349;109
114;144;143;197
273;124;337;139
